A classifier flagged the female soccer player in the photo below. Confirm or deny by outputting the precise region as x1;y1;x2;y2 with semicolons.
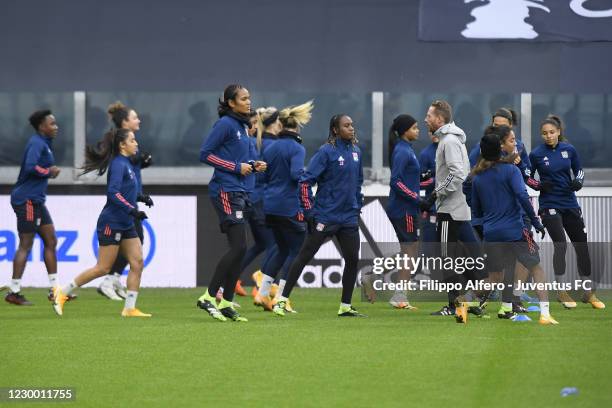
196;84;266;322
273;113;365;317
236;107;281;307
258;101;313;313
97;102;154;301
385;114;421;310
529;115;605;309
5;110;64;306
471;132;558;325
52;128;151;317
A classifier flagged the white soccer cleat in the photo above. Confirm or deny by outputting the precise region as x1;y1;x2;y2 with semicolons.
113;275;128;299
97;277;123;301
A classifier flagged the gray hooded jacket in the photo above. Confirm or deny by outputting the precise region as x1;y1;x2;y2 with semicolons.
433;122;471;221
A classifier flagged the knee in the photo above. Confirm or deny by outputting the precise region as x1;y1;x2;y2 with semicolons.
44;236;57;250
131;257;144;272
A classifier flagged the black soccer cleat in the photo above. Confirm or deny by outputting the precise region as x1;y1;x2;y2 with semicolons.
430;305;455;316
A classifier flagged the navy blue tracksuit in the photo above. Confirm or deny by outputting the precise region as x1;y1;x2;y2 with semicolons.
283;138;364;305
530;141;590;278
387;139;420;242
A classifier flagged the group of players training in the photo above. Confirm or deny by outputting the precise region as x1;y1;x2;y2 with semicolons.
3;83;605;323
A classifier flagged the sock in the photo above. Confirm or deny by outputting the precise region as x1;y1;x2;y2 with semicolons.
513;288;524;297
540;301;550;317
48;273;59;288
502;302;512;310
9;279;21;293
62;280;78;296
277;279;286;299
259;275;274;297
125;290;138;309
278;295;288;303
340;302;351;309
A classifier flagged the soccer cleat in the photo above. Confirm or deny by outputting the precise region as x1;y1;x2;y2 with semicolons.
520;292;539;304
253;294;273;311
251;270;263;289
430;305;455;316
284;299;298;313
557;290;577;309
512;302;528;314
97;280;123;301
217;299;247;322
235;280;247;297
121;308;152;317
390;300;418;310
113;277;128;299
467;305;488;318
5;292;33;306
538;315;559;325
196;293;227;322
455;302;468;324
0;285;7;292
52;287;68;316
48;289;77;302
497;306;518;321
269;283;279;299
338;305;367;317
582;293;606;309
272;300;286;317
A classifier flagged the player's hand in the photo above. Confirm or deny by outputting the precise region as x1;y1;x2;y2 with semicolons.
140;151;153;168
130;209;148;220
240;163;253;175
137;194;154;208
570;179;583;192
419;192;437;212
254;160;267;172
534;222;546;239
49;166;61;178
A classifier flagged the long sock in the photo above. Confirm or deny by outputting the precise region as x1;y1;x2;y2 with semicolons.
259;275;274;297
277;279;286;298
125;290;138;309
48;273;59;288
9;279;21;293
62;280;78;296
502;302;512;310
340;302;351;309
540;301;550;317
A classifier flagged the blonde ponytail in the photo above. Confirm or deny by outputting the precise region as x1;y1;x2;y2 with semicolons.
279;100;314;130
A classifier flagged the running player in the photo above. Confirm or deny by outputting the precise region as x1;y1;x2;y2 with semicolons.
273;113;365;317
472;132;558;324
5;110;68;306
195;84;266;322
529;115;605;309
97;102;154;301
259;101;313;313
52;128;151;317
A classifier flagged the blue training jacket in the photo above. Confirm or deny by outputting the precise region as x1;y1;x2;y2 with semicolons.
418;141;437;212
263;130;305;217
250;133;277;203
97;155;138;230
472;163;540;242
529;141;583;209
200;115;254;196
299;138;363;226
11;134;56;205
387;139;420;218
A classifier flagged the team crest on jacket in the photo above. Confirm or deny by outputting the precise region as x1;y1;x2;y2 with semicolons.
316;223;325;232
561;151;568;158
352;152;359;162
338;156;345;166
236;130;241;139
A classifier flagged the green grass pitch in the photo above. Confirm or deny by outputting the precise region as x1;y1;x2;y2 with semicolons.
2;288;611;407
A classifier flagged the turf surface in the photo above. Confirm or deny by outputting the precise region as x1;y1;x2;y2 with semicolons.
1;288;611;407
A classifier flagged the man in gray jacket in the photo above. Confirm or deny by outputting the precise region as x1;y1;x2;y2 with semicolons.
423;100;486;322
